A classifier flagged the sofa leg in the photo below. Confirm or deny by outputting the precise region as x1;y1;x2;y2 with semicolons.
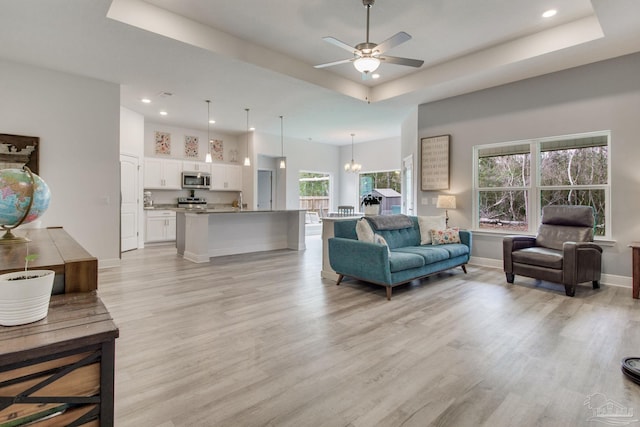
565;285;576;297
386;287;392;301
593;280;600;289
336;274;344;286
461;265;467;274
506;273;514;284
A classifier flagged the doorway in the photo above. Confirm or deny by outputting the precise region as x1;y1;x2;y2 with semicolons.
403;154;414;215
257;170;273;210
120;154;139;252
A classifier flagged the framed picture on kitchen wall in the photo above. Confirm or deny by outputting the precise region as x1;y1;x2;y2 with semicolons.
210;139;223;161
421;134;450;190
155;131;171;155
184;135;199;158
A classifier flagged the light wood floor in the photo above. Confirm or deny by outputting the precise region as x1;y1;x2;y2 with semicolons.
98;236;640;426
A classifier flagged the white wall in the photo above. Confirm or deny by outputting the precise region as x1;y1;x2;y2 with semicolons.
254;132;341;211
401;108;419;215
339;137;401;209
417;52;640;280
0;59;120;266
144;121;239;162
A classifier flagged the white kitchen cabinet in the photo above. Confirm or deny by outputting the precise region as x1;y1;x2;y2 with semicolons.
145;210;177;242
144;158;182;189
182;161;209;173
210;164;242;191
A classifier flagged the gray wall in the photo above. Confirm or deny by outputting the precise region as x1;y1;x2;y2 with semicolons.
416;52;640;280
0;59;121;267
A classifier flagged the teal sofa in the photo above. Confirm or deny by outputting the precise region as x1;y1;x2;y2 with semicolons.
328;216;471;300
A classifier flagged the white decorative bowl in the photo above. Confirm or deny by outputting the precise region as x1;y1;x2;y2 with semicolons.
0;270;55;326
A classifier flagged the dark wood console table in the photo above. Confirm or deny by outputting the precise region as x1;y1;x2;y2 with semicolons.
630;242;640;299
0;292;119;426
0;227;97;294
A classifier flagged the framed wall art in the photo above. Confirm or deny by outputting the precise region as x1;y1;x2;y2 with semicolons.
154;131;171;155
421;134;450;191
210;139;223;161
184;135;199;158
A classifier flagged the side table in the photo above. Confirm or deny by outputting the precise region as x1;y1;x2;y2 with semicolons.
0;292;119;426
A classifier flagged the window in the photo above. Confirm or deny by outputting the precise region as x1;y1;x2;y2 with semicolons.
359;170;401;197
473;131;610;237
299;172;330;216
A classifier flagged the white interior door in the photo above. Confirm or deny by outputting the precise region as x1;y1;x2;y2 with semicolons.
403;155;414;215
257;170;273;210
120;154;139;252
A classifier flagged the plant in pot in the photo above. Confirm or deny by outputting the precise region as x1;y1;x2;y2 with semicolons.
0;251;55;326
0;166;53;327
361;194;382;216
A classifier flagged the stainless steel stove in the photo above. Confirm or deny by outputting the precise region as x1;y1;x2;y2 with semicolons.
177;197;208;210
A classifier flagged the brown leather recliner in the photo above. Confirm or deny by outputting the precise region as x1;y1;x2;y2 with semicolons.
503;205;602;297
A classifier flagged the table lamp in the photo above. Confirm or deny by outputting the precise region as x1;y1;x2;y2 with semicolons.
436;195;456;227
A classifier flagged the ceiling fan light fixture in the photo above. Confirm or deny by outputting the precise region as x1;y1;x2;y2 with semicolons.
354;56;380;73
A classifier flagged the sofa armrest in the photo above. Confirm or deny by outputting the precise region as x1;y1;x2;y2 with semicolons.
563;241;603;285
328;237;391;284
459;230;472;250
503;235;536;273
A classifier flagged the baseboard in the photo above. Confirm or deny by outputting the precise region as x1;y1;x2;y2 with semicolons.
468;256;631;288
99;258;121;269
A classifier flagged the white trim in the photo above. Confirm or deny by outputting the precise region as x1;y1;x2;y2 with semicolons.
99;258;121;269
469;256;631;288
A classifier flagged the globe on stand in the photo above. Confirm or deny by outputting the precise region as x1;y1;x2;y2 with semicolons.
0;166;51;244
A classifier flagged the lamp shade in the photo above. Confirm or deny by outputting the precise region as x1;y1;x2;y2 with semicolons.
436;195;456;209
354;56;380;73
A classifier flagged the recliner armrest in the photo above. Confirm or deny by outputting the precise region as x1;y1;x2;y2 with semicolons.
563;241;603;285
503;235;536;273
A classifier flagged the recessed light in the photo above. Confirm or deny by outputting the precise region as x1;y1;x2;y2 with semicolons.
372;73;380;79
209;119;215;124
159;111;168;116
249;127;255;131
141;98;151;104
542;9;557;18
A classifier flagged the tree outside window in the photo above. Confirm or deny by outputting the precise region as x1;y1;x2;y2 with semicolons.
474;132;609;237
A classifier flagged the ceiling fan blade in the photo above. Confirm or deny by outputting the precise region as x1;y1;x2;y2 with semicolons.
374;31;411;55
314;58;354;69
379;55;424;68
322;36;359;54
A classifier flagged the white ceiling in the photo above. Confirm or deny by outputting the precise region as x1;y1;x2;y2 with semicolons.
1;0;639;145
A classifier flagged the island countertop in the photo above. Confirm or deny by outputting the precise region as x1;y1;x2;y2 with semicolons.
175;208;306;214
175;209;306;262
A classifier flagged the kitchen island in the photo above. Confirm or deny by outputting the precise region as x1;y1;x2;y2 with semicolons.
175;209;306;263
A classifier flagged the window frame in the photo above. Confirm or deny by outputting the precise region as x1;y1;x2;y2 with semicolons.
472;130;611;239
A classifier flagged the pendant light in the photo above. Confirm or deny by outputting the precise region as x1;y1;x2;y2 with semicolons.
279;115;286;169
344;133;362;172
244;108;251;166
205;100;212;163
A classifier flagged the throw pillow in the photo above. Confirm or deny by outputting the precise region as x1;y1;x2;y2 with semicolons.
418;216;446;244
430;227;461;245
355;218;375;243
374;233;391;255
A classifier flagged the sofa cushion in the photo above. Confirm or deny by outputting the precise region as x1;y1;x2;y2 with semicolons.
512;247;563;269
388;251;425;273
418;216;446;244
431;227;461;245
356;218;375;243
374;233;391;255
436;243;470;258
376;224;421;249
394;246;450;264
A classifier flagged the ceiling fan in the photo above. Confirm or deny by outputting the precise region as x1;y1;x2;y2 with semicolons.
314;0;424;77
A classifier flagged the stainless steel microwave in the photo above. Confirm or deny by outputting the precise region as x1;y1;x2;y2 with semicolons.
182;171;211;189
